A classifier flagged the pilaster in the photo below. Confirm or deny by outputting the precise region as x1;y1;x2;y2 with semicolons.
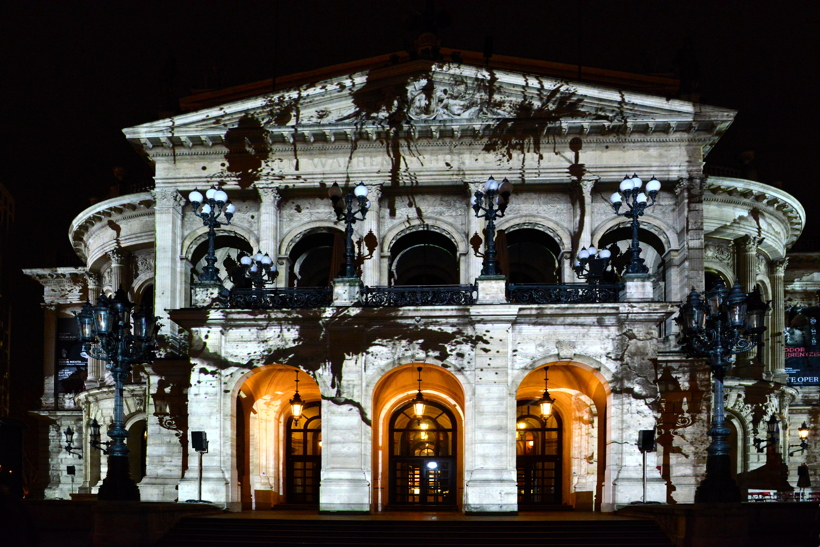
152;189;186;338
465;182;484;284
771;258;788;382
464;308;518;513
257;186;281;284
360;184;382;287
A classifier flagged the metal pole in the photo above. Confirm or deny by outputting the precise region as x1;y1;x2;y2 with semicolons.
642;450;647;504
198;450;204;502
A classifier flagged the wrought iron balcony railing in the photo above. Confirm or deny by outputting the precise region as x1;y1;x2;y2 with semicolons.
229;287;333;309
508;283;622;304
360;284;477;307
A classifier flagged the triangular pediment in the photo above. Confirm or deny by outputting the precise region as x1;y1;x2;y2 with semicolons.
125;59;734;147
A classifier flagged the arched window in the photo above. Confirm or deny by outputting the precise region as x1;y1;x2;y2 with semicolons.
191;234;253;289
516;403;562;506
503;228;562;283
288;229;344;287
388;399;456;507
286;403;322;504
599;226;665;277
390;231;459;286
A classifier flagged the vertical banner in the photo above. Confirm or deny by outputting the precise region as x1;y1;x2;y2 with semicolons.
55;317;88;393
785;307;820;386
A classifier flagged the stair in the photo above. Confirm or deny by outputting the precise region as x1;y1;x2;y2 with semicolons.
156;517;673;547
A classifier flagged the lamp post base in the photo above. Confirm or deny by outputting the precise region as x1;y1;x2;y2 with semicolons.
694;454;741;503
98;455;140;501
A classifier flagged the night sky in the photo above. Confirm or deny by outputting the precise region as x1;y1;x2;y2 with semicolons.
4;1;819;413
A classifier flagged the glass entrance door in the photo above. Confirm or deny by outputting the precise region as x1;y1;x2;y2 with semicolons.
388;400;456;507
286;403;321;504
516;404;562;506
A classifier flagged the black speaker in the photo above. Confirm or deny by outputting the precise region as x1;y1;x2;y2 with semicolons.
191;431;208;452
638;429;656;452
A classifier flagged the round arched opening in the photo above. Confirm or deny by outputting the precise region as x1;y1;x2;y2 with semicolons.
599;227;665;277
126;419;147;483
288;229;344;287
236;365;322;509
503;228;562;283
516;363;608;510
191;234;253;289
390;231;459;286
372;364;465;511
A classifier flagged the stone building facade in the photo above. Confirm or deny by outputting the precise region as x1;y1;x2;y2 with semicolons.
24;51;815;511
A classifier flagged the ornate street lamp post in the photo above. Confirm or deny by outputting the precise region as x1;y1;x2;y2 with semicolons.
75;289;160;500
328;182;370;279
188;185;236;283
471;176;513;277
677;280;767;503
609;174;661;275
574;244;613;283
240;251;278;288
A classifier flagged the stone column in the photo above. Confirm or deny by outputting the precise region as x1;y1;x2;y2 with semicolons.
85;273;103;389
152;189;186;338
361;184;382;287
463;309;518;513
771;259;788;382
735;236;760;373
257;187;281;284
107;249;129;294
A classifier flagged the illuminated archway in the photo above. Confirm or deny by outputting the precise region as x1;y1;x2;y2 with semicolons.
372;364;465;511
235;364;322;509
516;361;609;510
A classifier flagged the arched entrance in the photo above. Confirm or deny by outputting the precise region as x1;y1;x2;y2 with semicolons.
372;363;465;511
235;365;322;509
388;399;456;507
516;362;608;510
285;402;322;504
516;404;562;506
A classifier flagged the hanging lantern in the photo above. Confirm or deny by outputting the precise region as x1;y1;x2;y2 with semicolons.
798;421;809;442
538;367;555;420
413;366;426;420
290;371;304;423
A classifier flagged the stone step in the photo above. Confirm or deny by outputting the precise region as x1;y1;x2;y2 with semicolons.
157;517;672;547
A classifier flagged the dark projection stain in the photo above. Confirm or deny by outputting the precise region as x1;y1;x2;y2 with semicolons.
182;306;490;423
223;114;269;188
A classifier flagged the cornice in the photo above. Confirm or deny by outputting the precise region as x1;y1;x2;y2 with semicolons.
704;176;805;249
69;193;155;262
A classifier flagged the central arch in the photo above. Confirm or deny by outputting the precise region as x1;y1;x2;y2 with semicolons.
372;363;465;511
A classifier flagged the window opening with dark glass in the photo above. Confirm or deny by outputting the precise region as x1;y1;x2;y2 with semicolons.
388;399;457;507
286;402;321;504
516;403;562;506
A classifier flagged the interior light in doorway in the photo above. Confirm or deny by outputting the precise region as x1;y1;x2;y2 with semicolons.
539;367;555;420
290;370;304;425
413;367;426;422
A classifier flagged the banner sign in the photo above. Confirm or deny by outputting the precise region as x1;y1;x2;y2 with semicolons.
785;307;820;386
55;317;87;393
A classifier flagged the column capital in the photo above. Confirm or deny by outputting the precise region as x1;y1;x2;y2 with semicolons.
736;234;762;254
152;188;185;209
364;183;382;203
257;186;281;205
773;258;789;276
107;249;128;265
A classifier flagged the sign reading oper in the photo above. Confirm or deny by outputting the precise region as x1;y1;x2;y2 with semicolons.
785;307;820;386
